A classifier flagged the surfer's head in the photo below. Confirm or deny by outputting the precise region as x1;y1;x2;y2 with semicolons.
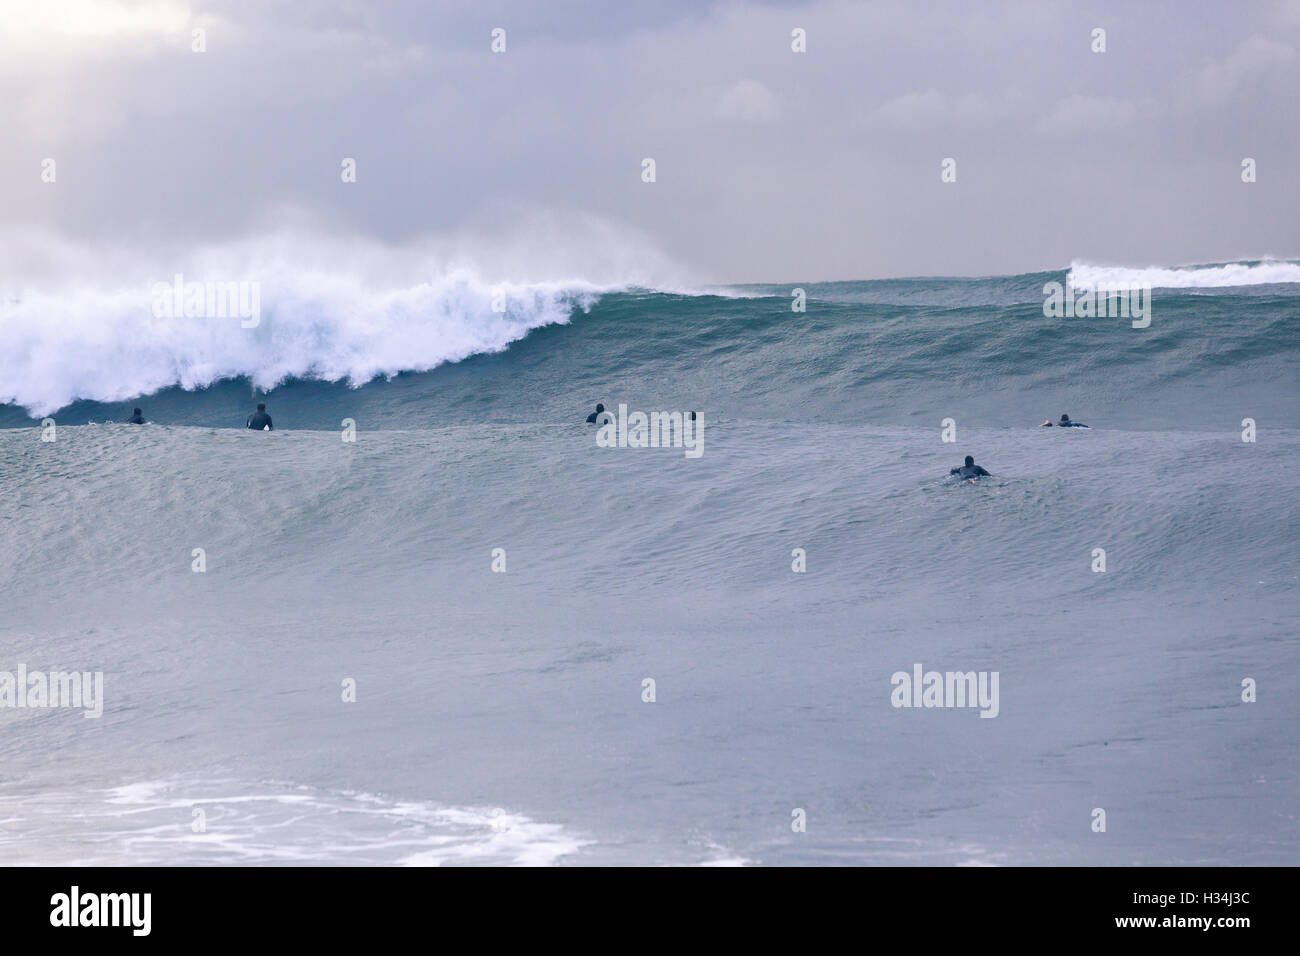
257;403;266;411
964;455;974;467
595;403;604;413
133;408;141;416
1060;414;1070;422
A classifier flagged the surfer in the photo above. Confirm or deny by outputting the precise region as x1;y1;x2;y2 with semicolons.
126;407;145;424
1041;414;1088;428
246;403;274;430
586;403;607;424
950;455;991;479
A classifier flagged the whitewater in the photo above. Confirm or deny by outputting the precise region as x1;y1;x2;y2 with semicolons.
1;257;1297;865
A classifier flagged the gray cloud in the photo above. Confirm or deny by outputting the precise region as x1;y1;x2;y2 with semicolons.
2;0;1298;281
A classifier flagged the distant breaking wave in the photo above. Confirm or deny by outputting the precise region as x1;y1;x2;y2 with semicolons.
1068;259;1300;289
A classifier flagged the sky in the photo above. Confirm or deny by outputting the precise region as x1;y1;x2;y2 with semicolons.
2;0;1298;282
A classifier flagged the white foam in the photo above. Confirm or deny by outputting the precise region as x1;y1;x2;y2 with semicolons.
0;778;591;866
1068;259;1300;290
0;223;708;416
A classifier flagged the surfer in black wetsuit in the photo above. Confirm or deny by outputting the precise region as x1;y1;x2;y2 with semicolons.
246;403;273;430
586;403;606;424
126;407;145;424
1041;414;1088;428
950;455;991;479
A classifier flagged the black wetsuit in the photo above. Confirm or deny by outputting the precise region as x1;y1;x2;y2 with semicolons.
586;409;605;423
246;411;273;430
127;414;145;424
951;464;990;479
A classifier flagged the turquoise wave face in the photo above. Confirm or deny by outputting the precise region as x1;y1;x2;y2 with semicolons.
3;417;1298;864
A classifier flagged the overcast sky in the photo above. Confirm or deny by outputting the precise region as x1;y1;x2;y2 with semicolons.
3;0;1299;282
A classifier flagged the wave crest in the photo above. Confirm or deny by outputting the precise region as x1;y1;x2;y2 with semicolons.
1;270;609;416
1068;259;1300;289
0;221;689;415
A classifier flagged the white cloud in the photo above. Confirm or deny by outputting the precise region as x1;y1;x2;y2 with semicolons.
1276;0;1300;28
1197;35;1295;104
872;90;998;129
1039;94;1139;135
716;79;780;124
0;0;195;38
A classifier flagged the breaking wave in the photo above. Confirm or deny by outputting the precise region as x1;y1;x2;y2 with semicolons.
1068;258;1300;289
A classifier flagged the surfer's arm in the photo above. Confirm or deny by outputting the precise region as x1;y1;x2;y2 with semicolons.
975;466;990;476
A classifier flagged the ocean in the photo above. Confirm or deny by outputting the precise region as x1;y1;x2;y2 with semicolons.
1;260;1297;865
